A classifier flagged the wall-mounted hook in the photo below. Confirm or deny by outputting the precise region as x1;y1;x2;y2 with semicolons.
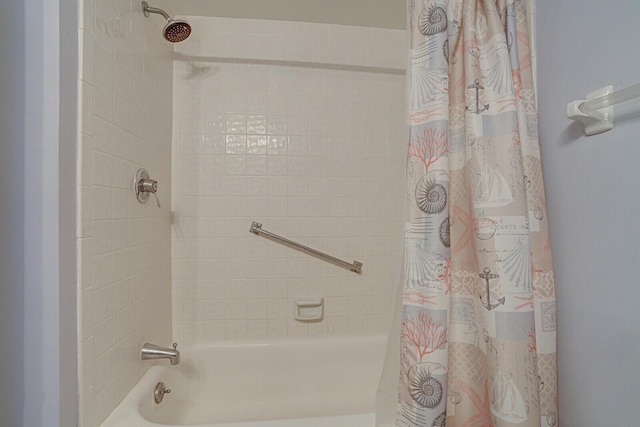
134;168;161;207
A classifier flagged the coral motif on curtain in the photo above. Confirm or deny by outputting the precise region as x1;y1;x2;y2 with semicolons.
398;0;557;426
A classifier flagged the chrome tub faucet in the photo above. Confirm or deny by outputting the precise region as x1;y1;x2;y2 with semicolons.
141;342;180;365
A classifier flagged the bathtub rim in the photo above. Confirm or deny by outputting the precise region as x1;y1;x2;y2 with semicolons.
101;334;387;427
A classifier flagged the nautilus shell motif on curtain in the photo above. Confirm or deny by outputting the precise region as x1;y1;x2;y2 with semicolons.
399;0;557;426
415;174;447;214
442;40;450;63
418;4;448;36
409;365;444;408
432;412;446;427
438;217;451;247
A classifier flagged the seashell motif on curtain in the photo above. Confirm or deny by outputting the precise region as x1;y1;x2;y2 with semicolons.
418;4;448;36
481;43;514;95
411;65;447;109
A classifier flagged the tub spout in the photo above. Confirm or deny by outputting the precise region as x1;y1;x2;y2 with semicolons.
141;342;180;365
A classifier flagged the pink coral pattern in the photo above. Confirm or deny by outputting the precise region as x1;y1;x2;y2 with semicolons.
398;1;557;426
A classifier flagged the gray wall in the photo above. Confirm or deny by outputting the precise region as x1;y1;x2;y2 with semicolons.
0;2;26;426
536;1;640;425
0;0;78;425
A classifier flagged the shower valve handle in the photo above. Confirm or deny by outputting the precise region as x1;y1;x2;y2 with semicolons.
134;168;161;208
139;179;161;207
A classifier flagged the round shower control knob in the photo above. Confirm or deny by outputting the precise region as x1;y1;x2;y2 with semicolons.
134;168;162;207
140;179;158;193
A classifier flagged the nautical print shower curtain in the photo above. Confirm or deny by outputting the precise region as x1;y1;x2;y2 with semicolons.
398;0;557;426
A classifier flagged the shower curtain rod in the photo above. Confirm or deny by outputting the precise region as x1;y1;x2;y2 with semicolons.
249;221;363;274
173;52;405;75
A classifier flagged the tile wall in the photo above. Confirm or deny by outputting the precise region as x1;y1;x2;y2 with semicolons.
76;0;173;425
172;17;407;343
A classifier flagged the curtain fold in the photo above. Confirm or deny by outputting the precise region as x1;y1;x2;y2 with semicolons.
398;1;557;426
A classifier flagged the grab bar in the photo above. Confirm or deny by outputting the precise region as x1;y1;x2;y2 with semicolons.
249;221;363;274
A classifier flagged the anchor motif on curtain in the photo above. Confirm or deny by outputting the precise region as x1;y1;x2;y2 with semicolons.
479;267;505;311
466;79;489;114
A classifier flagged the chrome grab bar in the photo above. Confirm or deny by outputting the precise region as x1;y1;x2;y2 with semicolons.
249;221;363;274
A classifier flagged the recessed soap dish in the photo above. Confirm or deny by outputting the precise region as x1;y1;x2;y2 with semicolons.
294;297;324;322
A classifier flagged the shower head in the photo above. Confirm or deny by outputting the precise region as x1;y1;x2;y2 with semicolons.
163;19;192;43
142;1;192;43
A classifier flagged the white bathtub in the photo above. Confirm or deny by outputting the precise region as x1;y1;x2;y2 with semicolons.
101;335;386;426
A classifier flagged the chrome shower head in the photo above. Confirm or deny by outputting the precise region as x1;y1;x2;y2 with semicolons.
142;1;192;43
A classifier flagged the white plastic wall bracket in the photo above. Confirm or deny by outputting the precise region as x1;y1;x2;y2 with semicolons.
567;85;614;136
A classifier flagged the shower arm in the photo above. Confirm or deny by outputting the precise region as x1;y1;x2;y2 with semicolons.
142;1;171;20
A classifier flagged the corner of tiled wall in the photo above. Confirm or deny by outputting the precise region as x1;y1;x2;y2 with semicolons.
171;18;407;344
77;0;174;425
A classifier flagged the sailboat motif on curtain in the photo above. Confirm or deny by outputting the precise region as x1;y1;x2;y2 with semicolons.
490;371;528;423
398;0;557;426
473;164;514;208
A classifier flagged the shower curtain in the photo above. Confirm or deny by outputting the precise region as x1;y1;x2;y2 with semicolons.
397;0;557;426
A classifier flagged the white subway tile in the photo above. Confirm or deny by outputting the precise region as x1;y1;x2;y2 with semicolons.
225;136;246;155
267;197;288;217
247;320;268;339
92;151;112;187
204;113;226;134
267;298;288;319
79;289;95;341
113;306;132;342
247;135;267;155
326;316;348;335
94;83;114;122
94;46;114;90
267;136;288;155
78;186;94;238
93;317;114;359
267;319;287;338
225;320;247;340
287;320;308;338
266;176;288;196
92;220;112;254
80;82;95;136
225;155;247;176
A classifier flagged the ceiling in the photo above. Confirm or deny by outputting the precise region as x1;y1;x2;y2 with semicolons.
172;0;406;30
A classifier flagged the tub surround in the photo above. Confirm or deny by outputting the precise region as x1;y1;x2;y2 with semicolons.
171;16;406;344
